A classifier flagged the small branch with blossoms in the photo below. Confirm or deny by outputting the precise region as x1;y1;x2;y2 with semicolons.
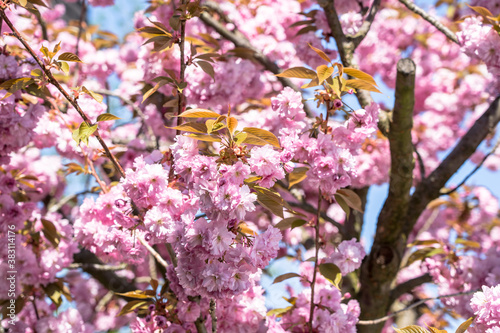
398;0;459;44
0;8;126;178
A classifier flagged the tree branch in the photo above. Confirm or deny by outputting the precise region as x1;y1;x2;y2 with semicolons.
398;0;458;44
389;273;432;304
73;249;137;296
198;9;313;117
405;96;500;235
350;0;381;49
440;136;500;195
357;58;416;332
358;289;477;326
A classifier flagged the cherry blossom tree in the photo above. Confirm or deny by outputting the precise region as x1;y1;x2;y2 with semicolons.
0;0;499;332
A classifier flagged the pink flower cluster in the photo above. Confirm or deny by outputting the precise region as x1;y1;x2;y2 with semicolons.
469;285;500;332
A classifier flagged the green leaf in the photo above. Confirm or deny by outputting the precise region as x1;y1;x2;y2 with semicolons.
252;186;285;218
167;121;208;134
334;193;350;220
288;167;308;188
31;69;43;77
455;238;481;248
234;131;248;144
40;45;51;59
316;65;334;85
257;196;284;218
308;43;331;63
58;52;83;63
59;61;70;75
406;247;444;267
275;217;307;230
243;127;280;148
318;263;342;288
272;273;302;284
343;68;377;86
345;79;381;93
178;108;221;118
336;189;364;213
455;317;474;333
275;66;317;79
394;325;431;333
82;86;103;103
291;219;307;229
118;300;150;316
97;113;121;122
77;122;98;145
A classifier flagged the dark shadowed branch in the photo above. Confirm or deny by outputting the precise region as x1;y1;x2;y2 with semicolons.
389;273;433;304
73;249;137;296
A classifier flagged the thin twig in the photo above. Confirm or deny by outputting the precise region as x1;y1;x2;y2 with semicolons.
308;190;322;332
86;154;109;193
441;137;500;195
0;9;126;178
94;88;158;148
412;142;426;181
33;9;48;41
398;0;459;44
358;289;478;325
138;237;168;269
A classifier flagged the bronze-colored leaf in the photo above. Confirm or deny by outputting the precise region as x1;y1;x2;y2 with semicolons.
58;52;83;63
275;66;317;79
344;68;377;86
336;188;364;213
345;79;381;93
288;167;308;188
455;317;474;333
97;113;121;122
178;108;220;118
308;43;331;63
167;121;208;134
242;127;280;148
